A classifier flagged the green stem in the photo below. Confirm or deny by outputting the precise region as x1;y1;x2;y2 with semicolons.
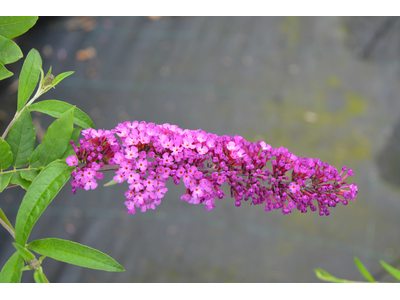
0;217;15;239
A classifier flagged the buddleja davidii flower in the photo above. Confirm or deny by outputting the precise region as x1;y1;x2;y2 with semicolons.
66;128;119;194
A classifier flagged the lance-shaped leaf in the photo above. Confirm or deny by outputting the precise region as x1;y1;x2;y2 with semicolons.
0;16;38;39
51;71;74;87
29;100;94;129
0;35;23;65
27;238;125;272
29;107;74;167
0;138;13;170
7;107;36;168
380;260;400;281
33;267;48;283
60;127;82;160
354;257;375;282
0;173;12;192
17;48;42;112
314;268;359;283
0;61;14;80
13;243;36;262
0;252;24;283
14;160;74;246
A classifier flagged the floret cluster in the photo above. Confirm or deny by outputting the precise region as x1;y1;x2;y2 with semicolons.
66;121;358;216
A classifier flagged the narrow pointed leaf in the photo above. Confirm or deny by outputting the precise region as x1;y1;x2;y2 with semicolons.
31;107;74;167
0;207;14;231
0;62;13;80
51;71;74;87
10;171;31;190
33;267;47;283
354;257;375;282
13;243;36;262
0;138;13;170
17;49;42;112
15;160;74;246
104;179;118;187
60;127;82;160
314;268;359;283
0;252;24;283
0;35;23;64
7;107;36;167
380;260;400;281
29;100;94;129
27;238;125;272
0;173;12;192
0;16;38;39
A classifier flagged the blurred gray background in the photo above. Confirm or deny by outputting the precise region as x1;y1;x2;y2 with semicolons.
1;16;400;282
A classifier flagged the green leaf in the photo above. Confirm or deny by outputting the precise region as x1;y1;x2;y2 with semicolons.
13;242;36;262
0;61;13;80
14;160;74;246
0;207;14;231
314;268;359;283
0;138;13;170
0;172;12;192
27;238;125;272
59;127;82;160
29;144;42;168
0;16;38;39
10;171;31;190
17;48;42;112
7;107;36;167
29;100;94;129
19;168;40;182
52;71;74;87
104;179;118;187
0;35;23;64
29;107;74;167
0;252;24;283
354;257;375;282
33;267;47;283
380;260;400;281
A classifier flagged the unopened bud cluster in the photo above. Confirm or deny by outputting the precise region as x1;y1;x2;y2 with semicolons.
66;121;358;216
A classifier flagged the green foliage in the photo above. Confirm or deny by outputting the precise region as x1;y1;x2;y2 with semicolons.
29;100;94;129
13;242;36;262
14;160;74;246
0;173;12;192
0;16;38;80
380;260;400;281
0;207;14;231
17;49;42;111
0;252;24;283
314;268;360;283
0;35;22;65
0;138;13;170
27;238;125;272
316;257;400;283
0;16;38;39
354;257;375;282
0;17;122;283
7;107;36;168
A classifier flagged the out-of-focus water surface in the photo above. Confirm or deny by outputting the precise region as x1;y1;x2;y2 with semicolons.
1;16;400;282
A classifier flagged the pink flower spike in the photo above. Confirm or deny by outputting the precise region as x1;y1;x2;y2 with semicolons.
66;155;78;166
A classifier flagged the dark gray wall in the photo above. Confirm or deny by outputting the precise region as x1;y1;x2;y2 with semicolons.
1;16;400;282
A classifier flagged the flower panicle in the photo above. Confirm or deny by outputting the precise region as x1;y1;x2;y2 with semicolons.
66;121;358;216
